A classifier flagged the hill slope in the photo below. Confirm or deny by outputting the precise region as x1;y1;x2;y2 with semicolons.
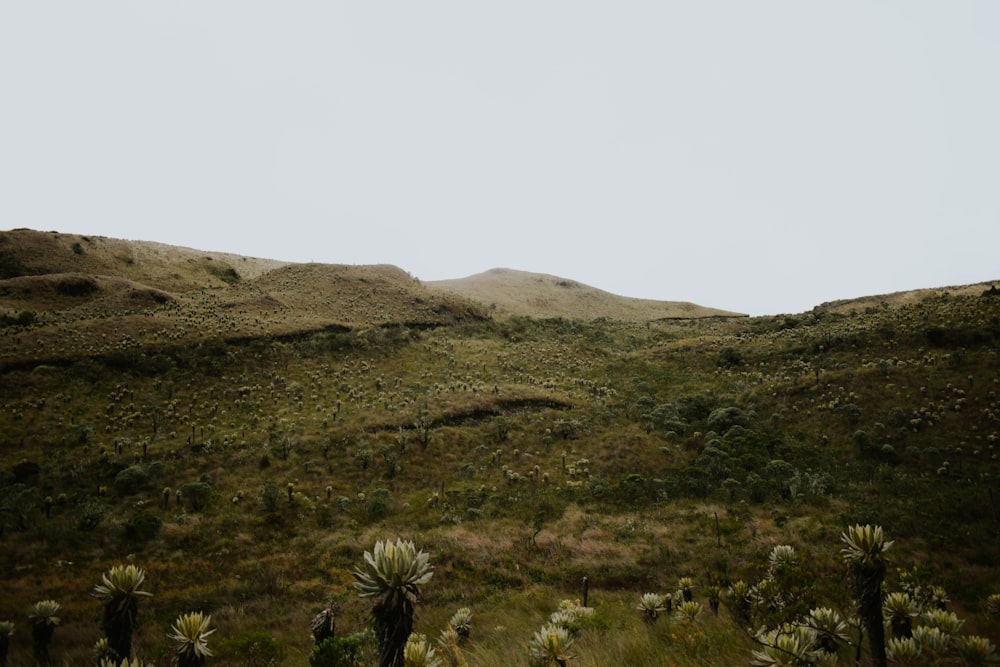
0;229;488;368
428;268;746;321
1;230;999;666
0;227;287;290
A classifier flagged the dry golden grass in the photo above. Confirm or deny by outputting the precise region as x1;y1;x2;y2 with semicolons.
0;229;490;368
0;227;286;289
813;280;999;315
428;268;747;321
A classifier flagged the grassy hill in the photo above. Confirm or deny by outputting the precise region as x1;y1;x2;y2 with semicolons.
0;229;489;370
428;268;746;321
1;229;999;666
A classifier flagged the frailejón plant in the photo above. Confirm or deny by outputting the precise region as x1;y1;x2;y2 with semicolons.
92;564;152;661
353;538;434;667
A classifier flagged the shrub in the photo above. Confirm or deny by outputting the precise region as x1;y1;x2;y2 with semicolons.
124;511;162;542
706;407;751;432
179;482;212;512
366;488;391;521
215;631;285;666
717;346;744;367
76;500;109;531
113;466;149;496
310;632;372;667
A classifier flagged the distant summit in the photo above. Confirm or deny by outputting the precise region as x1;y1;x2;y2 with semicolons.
427;268;746;321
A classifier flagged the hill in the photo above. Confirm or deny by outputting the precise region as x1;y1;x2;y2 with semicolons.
0;229;489;369
0;227;287;290
1;228;999;666
813;280;1000;315
428;268;747;321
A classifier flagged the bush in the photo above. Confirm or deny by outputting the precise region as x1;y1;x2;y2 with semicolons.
717;346;744;367
310;633;370;667
215;631;285;666
124;510;162;542
179;481;212;512
366;488;391;521
113;465;149;496
76;500;109;531
260;482;280;513
707;407;751;432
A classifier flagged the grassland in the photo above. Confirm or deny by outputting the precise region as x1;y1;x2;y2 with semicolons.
1;228;998;665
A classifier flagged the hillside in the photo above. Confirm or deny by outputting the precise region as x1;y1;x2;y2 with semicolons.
0;227;287;290
0;229;489;369
1;229;999;666
813;280;1000;315
428;268;746;321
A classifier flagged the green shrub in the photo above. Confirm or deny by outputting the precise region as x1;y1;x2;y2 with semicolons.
260;482;280;513
310;632;371;667
717;346;744;367
179;482;212;512
124;510;162;542
366;488;391;521
215;631;285;666
113;466;149;496
76;500;109;531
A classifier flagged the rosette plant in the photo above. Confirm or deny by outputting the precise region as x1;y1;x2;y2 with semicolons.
353;538;434;667
168;612;215;667
93;564;152;661
0;621;13;667
28;600;61;667
841;524;893;667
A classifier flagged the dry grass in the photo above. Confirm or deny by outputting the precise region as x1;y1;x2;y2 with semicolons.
813;280;999;314
428;268;747;321
0;229;490;368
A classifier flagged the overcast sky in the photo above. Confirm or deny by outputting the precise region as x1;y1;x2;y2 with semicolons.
2;3;998;315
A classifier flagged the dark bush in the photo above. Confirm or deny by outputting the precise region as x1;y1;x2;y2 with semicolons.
12;461;40;485
216;631;285;666
113;465;149;496
707;407;752;432
76;500;109;531
260;482;280;513
55;276;97;296
717;346;744;367
366;488;391;521
179;481;212;512
310;633;368;667
124;510;162;542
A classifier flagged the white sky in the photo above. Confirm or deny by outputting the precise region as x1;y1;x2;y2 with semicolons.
2;2;998;316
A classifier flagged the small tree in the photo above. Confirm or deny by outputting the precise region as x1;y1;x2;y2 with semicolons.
352;538;433;667
93;564;153;661
841;524;893;667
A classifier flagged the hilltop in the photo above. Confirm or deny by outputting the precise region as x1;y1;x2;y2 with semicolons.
428;268;746;321
0;229;488;368
0;229;742;369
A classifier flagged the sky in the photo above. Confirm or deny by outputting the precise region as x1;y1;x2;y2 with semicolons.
2;2;998;316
